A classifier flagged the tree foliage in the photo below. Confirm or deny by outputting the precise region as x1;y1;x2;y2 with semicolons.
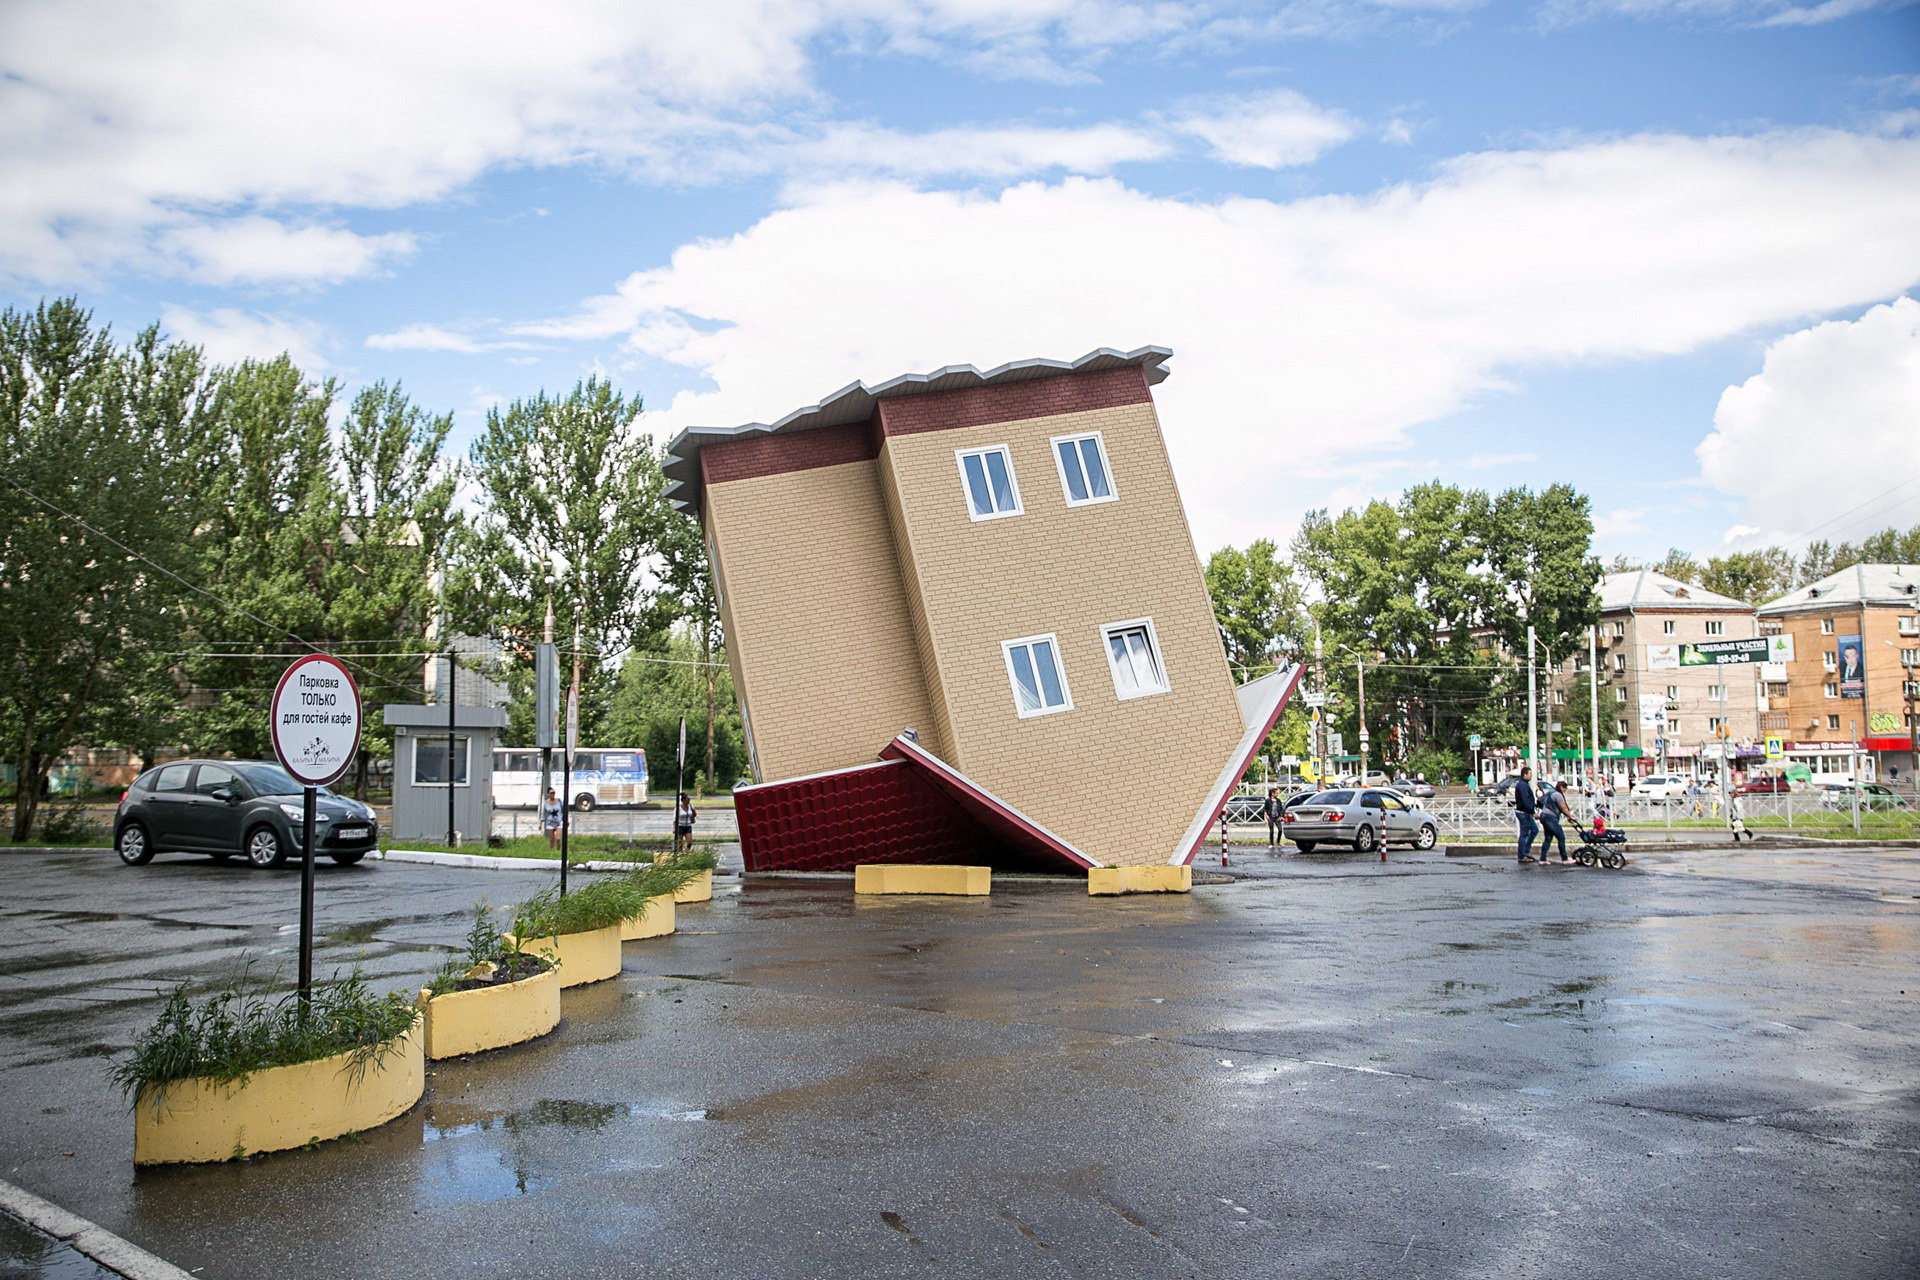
1204;538;1307;675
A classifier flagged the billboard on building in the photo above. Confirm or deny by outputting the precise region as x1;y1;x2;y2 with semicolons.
1837;634;1864;699
1638;693;1668;727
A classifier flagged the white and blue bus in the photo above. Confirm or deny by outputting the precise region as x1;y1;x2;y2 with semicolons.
491;747;649;811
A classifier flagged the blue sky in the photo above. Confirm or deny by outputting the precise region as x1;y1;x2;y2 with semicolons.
4;0;1918;567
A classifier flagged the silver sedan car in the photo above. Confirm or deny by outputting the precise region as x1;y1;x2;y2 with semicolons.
1283;788;1439;853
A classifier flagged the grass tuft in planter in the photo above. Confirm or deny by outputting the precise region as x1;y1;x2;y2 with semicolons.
425;902;555;998
113;967;418;1115
622;858;701;902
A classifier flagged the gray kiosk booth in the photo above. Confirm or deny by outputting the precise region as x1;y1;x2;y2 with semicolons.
385;704;508;845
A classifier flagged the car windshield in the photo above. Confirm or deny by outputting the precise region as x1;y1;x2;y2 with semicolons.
1308;790;1355;805
234;763;303;796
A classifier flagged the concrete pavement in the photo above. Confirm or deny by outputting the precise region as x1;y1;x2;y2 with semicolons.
1;841;1915;1278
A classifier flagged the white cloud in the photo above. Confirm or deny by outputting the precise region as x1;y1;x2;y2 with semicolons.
1696;295;1920;546
1536;0;1898;26
1465;451;1539;469
365;323;540;355
541;127;1920;550
159;305;332;371
1165;89;1355;168
160;217;416;287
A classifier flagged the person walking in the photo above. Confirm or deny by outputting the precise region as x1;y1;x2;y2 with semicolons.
1263;786;1282;845
1514;766;1540;864
540;786;563;850
1540;780;1573;864
673;793;697;855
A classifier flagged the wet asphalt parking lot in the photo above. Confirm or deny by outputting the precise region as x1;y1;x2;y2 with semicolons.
1;842;1916;1279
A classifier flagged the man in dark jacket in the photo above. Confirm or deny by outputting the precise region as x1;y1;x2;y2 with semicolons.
1514;766;1540;864
1263;787;1281;845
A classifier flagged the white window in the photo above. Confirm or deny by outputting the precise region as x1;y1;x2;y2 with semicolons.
1001;634;1071;718
1707;684;1724;699
1709;716;1724;733
956;445;1022;522
1665;684;1678;699
1668;719;1681;733
1100;619;1168;700
1553;689;1568;705
1613;654;1626;671
1900;647;1918;665
415;735;471;786
1611;621;1626;638
1051;432;1116;507
1822;651;1837;673
1662;620;1676;635
1827;714;1841;730
1705;620;1724;636
1824;681;1838;699
706;529;723;608
1900;616;1919;636
1820;618;1835;635
1616;718;1629;735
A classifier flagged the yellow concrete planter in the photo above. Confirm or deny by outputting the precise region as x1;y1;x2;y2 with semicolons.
417;964;561;1060
854;864;990;896
132;1017;423;1166
511;923;622;988
1088;864;1193;895
671;868;713;903
618;894;677;941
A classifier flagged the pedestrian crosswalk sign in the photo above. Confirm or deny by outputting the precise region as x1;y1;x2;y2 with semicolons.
1765;736;1783;759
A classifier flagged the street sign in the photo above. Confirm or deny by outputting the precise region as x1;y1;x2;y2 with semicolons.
1302;691;1326;708
1468;733;1482;749
1327;732;1344;756
1766;736;1783;759
270;654;361;787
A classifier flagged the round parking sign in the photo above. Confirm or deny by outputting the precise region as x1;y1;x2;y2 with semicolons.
270;654;362;786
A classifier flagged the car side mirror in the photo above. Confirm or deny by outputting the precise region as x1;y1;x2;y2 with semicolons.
211;788;236;804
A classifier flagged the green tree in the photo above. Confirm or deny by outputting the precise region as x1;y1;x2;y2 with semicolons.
1650;547;1702;585
651;507;727;785
1484;484;1603;666
0;300;206;838
1204;538;1308;676
1700;547;1795;605
604;627;742;794
452;379;668;737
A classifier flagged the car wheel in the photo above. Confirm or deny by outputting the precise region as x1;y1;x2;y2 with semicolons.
330;849;367;866
574;794;596;813
1353;825;1376;853
1414;824;1437;850
116;823;153;866
1295;840;1317;852
246;825;287;869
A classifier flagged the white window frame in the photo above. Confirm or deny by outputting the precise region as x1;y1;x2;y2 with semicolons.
1000;633;1072;718
1665;684;1678;699
413;734;472;788
1824;681;1838;699
1099;617;1169;701
1822;651;1837;672
1820;618;1835;635
955;445;1023;522
1049;430;1118;509
1705;620;1724;636
706;528;724;609
1827;714;1841;730
1662;619;1676;635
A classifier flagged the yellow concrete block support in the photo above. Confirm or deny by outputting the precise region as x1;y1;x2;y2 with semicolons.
619;894;677;941
1088;864;1193;895
133;1018;424;1165
853;864;991;895
417;965;561;1061
511;924;622;988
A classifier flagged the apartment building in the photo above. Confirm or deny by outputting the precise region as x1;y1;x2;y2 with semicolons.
661;347;1296;872
1756;564;1920;785
1592;570;1762;778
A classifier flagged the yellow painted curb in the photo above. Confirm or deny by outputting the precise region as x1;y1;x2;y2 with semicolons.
671;868;713;903
1088;864;1193;895
511;924;622;988
132;1018;423;1165
417;964;561;1060
619;894;677;941
853;864;990;896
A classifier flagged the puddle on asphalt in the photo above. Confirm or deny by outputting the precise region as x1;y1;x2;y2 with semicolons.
0;1208;119;1279
415;1099;707;1206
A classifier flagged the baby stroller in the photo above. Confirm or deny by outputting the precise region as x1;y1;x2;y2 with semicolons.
1572;804;1629;869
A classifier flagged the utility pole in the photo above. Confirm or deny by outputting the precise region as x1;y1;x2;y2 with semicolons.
1357;651;1369;782
1314;616;1325;784
1527;624;1539;781
1589;623;1601;791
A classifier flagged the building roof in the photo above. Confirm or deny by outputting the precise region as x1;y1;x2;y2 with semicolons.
660;345;1173;515
1756;563;1920;615
1598;569;1754;613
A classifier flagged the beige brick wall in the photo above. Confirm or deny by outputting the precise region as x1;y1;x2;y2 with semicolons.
706;460;935;781
878;400;1243;866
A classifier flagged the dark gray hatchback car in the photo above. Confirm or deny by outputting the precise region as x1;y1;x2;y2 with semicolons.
113;759;379;869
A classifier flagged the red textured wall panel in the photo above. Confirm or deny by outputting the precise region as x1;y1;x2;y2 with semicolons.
876;365;1150;438
735;761;977;872
701;419;879;489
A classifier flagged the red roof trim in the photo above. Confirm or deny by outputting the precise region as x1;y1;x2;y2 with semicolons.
878;735;1096;869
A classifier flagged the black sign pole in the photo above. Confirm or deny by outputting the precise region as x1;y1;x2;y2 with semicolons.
299;785;317;1006
446;649;457;847
559;745;571;897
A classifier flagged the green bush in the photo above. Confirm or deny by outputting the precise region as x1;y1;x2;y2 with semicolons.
425;901;555;997
38;798;104;845
113;968;418;1114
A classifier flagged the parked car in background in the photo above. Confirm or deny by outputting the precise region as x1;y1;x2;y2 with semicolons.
113;759;379;869
1221;792;1268;823
1819;783;1907;811
1736;775;1793;795
1632;775;1692;802
1283;788;1439;854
